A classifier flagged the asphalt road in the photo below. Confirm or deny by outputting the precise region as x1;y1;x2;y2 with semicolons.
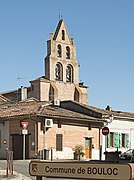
0;160;35;179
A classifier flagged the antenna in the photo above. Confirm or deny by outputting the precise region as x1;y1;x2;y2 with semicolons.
59;12;60;20
17;76;26;81
58;10;63;20
17;76;23;81
17;76;26;87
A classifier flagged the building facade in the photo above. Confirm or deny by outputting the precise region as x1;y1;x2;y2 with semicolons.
0;19;134;161
0;19;104;160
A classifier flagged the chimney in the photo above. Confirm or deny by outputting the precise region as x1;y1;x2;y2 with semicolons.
50;32;53;40
79;82;84;86
106;105;112;111
18;86;27;101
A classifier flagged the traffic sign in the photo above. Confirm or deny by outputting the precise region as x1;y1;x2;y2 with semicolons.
21;122;28;129
22;129;28;135
102;126;109;136
29;161;131;180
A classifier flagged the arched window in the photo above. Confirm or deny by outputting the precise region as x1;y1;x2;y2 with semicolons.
74;88;79;102
49;85;54;101
66;64;73;82
57;44;62;57
55;63;63;81
62;30;65;40
66;46;70;59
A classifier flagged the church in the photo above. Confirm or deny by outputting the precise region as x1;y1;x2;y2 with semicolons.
0;19;133;160
0;19;106;160
31;19;88;104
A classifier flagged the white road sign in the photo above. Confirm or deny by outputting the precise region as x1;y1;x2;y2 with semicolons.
22;129;28;135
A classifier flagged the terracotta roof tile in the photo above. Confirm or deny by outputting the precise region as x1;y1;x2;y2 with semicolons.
61;100;134;119
0;100;105;123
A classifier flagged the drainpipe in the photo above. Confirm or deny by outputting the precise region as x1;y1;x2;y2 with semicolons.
99;128;102;160
35;123;38;157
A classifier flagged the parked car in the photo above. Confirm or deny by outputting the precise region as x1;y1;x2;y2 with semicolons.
120;149;134;160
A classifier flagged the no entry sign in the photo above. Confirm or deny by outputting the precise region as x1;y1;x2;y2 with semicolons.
102;127;109;136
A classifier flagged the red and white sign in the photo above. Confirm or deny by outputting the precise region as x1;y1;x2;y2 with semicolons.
102;126;109;136
21;122;28;129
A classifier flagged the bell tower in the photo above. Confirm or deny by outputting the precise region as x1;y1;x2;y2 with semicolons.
43;19;88;104
28;19;89;104
45;19;79;84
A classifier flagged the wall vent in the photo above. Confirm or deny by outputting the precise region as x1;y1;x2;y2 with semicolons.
53;99;60;106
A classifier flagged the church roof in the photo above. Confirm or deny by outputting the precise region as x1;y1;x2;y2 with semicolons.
53;19;71;44
53;19;63;40
29;76;50;83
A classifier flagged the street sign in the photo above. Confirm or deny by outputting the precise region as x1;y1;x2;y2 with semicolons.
29;161;131;180
21;122;28;129
102;126;109;136
22;129;28;135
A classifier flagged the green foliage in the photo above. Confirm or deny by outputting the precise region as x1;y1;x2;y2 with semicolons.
74;145;85;157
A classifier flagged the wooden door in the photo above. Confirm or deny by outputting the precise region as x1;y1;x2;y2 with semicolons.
85;138;92;159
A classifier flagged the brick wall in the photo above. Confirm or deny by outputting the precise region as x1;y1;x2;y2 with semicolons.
38;123;100;159
7;118;100;159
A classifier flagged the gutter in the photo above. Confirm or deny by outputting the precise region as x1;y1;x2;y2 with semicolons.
113;115;134;121
36;114;107;123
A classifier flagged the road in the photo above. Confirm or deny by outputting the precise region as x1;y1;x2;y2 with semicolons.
0;160;77;180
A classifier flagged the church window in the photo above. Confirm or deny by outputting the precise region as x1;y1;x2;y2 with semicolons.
66;46;70;59
57;44;62;57
62;30;65;40
74;88;79;102
55;63;63;81
49;85;54;101
66;64;73;82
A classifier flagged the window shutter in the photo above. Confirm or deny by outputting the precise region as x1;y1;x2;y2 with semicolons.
56;134;63;151
114;132;119;148
107;133;110;148
119;133;122;148
125;133;129;148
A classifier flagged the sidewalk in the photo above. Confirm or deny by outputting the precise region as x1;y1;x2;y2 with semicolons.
0;169;32;180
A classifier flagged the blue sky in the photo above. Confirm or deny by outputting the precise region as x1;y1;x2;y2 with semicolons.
0;0;134;112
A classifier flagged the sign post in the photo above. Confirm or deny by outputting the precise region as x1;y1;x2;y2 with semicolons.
102;126;109;152
21;122;28;160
